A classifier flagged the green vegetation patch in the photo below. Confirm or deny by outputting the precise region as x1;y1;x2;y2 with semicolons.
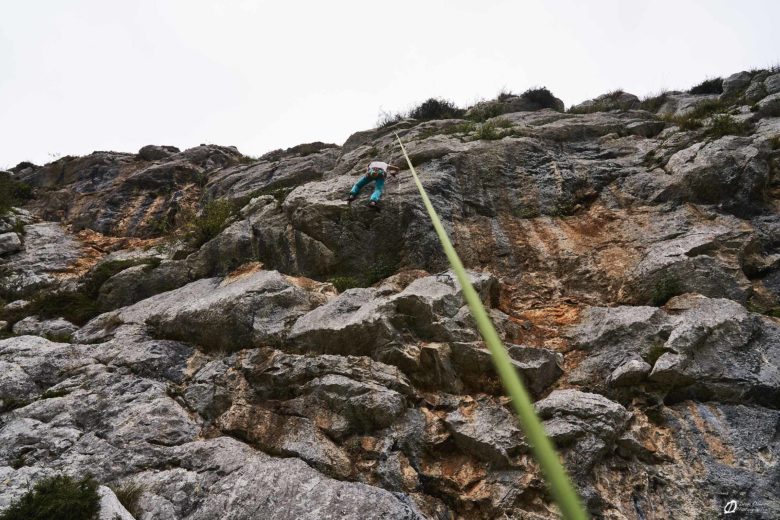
468;102;505;122
0;474;100;520
639;92;669;113
706;114;750;138
326;255;398;293
689;77;723;95
519;87;561;110
0;397;30;413
0;173;34;215
662;112;704;131
192;198;237;246
0;257;162;327
327;276;362;292
651;274;683;306
408;98;465;121
475;120;502;140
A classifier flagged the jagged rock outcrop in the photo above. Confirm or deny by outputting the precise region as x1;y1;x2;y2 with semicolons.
2;67;780;519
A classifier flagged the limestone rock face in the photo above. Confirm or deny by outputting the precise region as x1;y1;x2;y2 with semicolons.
2;67;780;519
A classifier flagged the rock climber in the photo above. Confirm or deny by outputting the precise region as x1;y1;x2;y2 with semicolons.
346;160;400;209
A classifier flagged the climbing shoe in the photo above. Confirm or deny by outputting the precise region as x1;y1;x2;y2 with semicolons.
368;200;381;211
346;194;357;204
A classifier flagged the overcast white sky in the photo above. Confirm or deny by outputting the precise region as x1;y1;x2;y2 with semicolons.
1;0;778;168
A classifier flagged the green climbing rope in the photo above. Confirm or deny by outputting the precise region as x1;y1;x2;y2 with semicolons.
395;133;588;520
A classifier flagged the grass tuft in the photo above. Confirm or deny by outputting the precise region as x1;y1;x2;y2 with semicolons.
110;481;145;518
706;114;750;138
639;92;669;113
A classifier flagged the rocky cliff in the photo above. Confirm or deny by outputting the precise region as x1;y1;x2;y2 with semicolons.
1;69;779;519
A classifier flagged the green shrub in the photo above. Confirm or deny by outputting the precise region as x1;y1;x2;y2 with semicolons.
408;98;465;121
644;342;670;365
110;481;144;518
706;114;749;138
497;89;515;101
0;474;100;520
366;258;397;286
448;121;477;134
493;117;513;128
0;173;34;215
11;219;26;236
10;454;26;469
689;77;723;95
467;102;505;122
1;397;30;413
327;276;362;292
651;275;682;306
519;87;561;110
377;110;406;128
28;291;99;327
192;199;236;246
475;121;501;140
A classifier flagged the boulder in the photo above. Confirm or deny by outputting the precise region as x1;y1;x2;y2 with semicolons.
571;91;640;112
722;71;752;96
744;79;768;103
0;232;22;255
607;359;652;387
138;144;180;161
444;396;525;467
288;288;397;357
97;260;190;310
755;92;780;118
535;389;630;474
12;316;79;342
147;269;330;351
765;73;780;95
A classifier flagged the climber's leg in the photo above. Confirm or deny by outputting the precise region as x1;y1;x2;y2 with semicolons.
369;177;385;202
